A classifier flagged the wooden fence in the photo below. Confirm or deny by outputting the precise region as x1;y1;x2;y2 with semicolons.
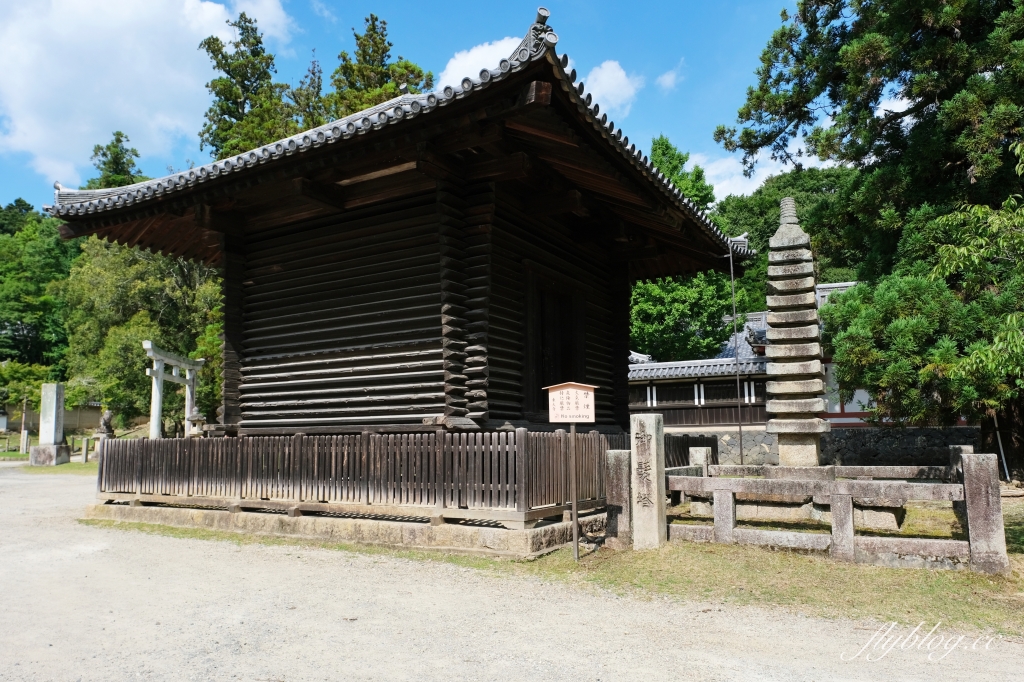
98;429;623;528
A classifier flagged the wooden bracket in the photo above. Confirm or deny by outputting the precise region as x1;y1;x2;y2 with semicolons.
466;152;531;181
530;189;588;217
519;81;553;108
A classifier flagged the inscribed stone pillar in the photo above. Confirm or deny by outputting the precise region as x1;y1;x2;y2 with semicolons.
30;383;70;466
764;198;829;466
630;414;666;549
605;450;632;550
961;453;1011;574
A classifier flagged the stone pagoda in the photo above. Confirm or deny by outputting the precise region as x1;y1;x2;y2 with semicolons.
764;198;829;466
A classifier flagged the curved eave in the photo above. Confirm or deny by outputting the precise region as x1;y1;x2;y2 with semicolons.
46;10;752;261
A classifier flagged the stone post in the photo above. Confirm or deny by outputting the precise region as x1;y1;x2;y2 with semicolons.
961;453;1010;574
30;383;70;466
765;198;829;467
605;450;632;550
630;414;666;550
688;446;712;477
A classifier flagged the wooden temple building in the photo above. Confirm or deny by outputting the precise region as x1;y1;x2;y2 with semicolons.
49;8;749;438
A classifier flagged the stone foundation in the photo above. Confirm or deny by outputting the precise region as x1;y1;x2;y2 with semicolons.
30;444;70;466
84;503;606;559
667;426;980;467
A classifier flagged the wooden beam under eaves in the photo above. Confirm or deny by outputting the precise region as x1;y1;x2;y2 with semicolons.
530;189;588;217
466;152;530;181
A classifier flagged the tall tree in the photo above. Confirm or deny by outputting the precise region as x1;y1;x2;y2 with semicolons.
0;206;78;365
81;131;146;189
0;198;34;236
289;52;329;131
650;135;716;211
714;0;1024;280
630;273;741;362
199;13;297;159
326;14;433;118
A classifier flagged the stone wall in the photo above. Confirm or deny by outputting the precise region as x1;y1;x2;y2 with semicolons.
666;426;980;466
820;426;980;466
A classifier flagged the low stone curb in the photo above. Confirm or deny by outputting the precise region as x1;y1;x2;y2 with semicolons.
84;503;606;559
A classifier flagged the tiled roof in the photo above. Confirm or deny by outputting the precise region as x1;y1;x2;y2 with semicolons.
45;8;752;261
628;356;767;381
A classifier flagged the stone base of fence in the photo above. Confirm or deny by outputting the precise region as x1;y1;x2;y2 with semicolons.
84;503;607;559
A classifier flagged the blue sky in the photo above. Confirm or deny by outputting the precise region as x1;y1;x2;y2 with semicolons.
0;1;795;211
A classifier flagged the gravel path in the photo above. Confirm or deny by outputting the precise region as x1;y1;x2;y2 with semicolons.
1;467;1019;682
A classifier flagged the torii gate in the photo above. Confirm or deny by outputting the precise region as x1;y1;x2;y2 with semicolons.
143;341;205;439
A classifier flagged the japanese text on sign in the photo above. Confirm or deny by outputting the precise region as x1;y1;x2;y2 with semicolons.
545;382;596;423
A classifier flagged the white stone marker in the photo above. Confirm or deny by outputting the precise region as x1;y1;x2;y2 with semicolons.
30;383;70;466
630;413;666;550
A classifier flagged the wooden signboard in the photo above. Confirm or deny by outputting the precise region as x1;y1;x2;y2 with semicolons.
543;381;598;561
544;382;597;423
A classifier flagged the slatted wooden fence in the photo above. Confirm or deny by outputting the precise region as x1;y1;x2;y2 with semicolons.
98;428;617;527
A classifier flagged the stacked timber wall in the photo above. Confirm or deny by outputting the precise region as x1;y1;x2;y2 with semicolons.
239;193;445;429
490;190;623;426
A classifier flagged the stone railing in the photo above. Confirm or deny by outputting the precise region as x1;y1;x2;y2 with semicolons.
605;415;1010;574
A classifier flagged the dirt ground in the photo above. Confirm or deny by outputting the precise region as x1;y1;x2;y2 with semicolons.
1;464;1020;682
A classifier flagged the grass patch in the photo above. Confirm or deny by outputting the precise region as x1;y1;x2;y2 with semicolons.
21;461;98;475
81;506;1024;636
0;453;29;460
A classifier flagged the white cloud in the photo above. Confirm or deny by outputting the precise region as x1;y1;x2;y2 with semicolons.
693;146;834;202
310;0;336;23
655;59;684;92
0;0;292;189
583;61;644;119
437;37;521;89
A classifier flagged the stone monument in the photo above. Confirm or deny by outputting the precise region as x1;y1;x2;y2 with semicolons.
764;198;829;466
30;383;70;466
630;413;666;549
93;410;115;440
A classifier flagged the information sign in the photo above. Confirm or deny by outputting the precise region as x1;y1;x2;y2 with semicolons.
543;382;597;423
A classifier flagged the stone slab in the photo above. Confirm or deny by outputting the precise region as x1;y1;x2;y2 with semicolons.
668;524;713;543
767;262;814;278
766;360;824;377
765;342;821;359
767;398;827;414
766;418;831;434
630;414;666;550
767;309;819;326
768;248;813;264
84;503;607;559
768;277;816;293
766;325;819;342
770;262;815;278
769;228;811;249
30;444;70;466
733;528;830;552
829;494;854;561
767;379;825;395
854;536;970;571
766;293;816;309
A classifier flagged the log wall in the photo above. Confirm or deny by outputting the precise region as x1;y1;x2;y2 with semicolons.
238;192;445;429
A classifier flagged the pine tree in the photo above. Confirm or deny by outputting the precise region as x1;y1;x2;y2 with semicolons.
198;13;296;159
326;14;433;118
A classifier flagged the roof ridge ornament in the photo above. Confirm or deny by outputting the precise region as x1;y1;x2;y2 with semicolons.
509;7;558;65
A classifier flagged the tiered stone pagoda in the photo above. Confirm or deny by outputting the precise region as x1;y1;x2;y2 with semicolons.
764;198;829;466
